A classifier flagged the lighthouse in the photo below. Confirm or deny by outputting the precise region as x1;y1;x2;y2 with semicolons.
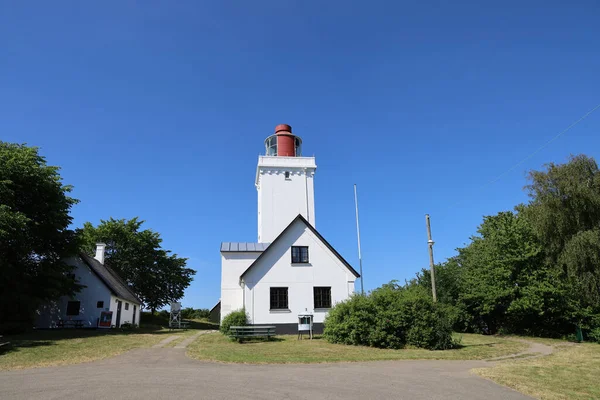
256;124;317;243
218;123;358;331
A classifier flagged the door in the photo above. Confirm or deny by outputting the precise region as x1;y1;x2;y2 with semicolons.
132;305;137;326
116;301;122;327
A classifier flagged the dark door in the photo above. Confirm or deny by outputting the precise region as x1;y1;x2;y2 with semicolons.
132;305;137;325
116;301;122;327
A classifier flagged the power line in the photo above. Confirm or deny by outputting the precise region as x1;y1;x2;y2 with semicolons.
448;102;600;210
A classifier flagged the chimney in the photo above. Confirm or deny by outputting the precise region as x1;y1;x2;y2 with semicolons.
94;243;106;264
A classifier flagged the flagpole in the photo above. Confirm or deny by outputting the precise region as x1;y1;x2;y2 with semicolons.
354;184;364;295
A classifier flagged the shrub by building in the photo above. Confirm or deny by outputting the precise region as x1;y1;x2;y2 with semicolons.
220;309;247;335
323;283;456;350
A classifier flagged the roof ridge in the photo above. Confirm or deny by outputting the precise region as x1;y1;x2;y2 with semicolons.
239;214;359;280
79;253;142;305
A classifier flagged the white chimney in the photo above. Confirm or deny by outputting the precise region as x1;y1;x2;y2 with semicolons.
94;243;106;264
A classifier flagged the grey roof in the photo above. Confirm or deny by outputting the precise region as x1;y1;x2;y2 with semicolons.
220;242;270;252
80;253;142;305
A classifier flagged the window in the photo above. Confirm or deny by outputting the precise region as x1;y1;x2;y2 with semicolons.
96;301;104;308
291;246;309;263
314;287;332;309
284;171;290;179
125;303;129;310
66;301;80;316
270;287;288;310
265;135;278;156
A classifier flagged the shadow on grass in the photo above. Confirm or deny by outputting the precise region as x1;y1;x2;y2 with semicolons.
0;340;56;356
0;323;218;357
187;320;219;330
0;312;219;357
233;337;286;344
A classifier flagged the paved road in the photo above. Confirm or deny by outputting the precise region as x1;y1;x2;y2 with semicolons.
0;347;531;400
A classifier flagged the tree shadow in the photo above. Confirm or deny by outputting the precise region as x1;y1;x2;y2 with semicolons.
0;326;173;356
0;314;219;357
186;320;219;330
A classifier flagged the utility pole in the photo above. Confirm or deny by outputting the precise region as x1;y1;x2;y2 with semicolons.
425;214;437;302
354;184;364;295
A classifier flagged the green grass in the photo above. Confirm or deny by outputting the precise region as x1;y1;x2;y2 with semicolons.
162;319;219;348
186;333;528;364
0;319;218;370
474;343;600;400
0;328;168;370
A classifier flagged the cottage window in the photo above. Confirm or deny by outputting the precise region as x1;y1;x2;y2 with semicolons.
291;246;309;263
270;287;288;310
97;301;104;308
285;171;291;179
125;303;129;310
314;287;332;309
66;301;80;316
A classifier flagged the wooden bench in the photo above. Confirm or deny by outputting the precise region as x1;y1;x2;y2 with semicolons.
57;319;84;329
229;325;275;342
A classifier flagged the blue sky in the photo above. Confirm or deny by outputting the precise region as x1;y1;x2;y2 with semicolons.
2;1;599;309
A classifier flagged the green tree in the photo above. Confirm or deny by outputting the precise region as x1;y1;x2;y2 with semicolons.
458;210;545;333
526;154;600;308
78;218;195;313
414;258;463;306
0;142;80;333
413;258;471;331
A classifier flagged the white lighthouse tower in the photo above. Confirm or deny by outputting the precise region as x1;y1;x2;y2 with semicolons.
218;123;358;330
256;124;317;243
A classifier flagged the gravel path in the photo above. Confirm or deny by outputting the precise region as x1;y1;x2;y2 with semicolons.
0;333;535;400
486;338;555;361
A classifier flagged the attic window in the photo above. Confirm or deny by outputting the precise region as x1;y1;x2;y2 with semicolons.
291;246;309;263
284;171;290;180
97;301;104;308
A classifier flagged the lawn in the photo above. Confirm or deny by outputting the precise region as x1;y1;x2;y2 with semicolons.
0;328;168;370
186;332;528;363
0;318;218;371
473;342;600;400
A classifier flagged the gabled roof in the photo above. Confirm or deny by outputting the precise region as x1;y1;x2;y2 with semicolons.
210;300;221;313
80;253;142;305
220;242;270;252
240;214;360;280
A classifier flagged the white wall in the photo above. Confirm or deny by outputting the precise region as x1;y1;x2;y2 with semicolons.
220;252;260;321
36;257;113;328
109;295;140;327
256;156;316;243
36;256;142;328
242;219;356;325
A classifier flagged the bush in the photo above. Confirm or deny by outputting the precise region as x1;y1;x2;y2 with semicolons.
324;283;457;350
181;307;210;320
588;328;600;344
140;311;169;327
220;309;247;335
120;322;136;330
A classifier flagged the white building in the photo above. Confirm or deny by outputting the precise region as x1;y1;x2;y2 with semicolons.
36;243;142;329
219;124;359;333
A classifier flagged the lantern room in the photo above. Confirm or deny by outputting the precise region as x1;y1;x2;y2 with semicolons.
264;124;302;157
